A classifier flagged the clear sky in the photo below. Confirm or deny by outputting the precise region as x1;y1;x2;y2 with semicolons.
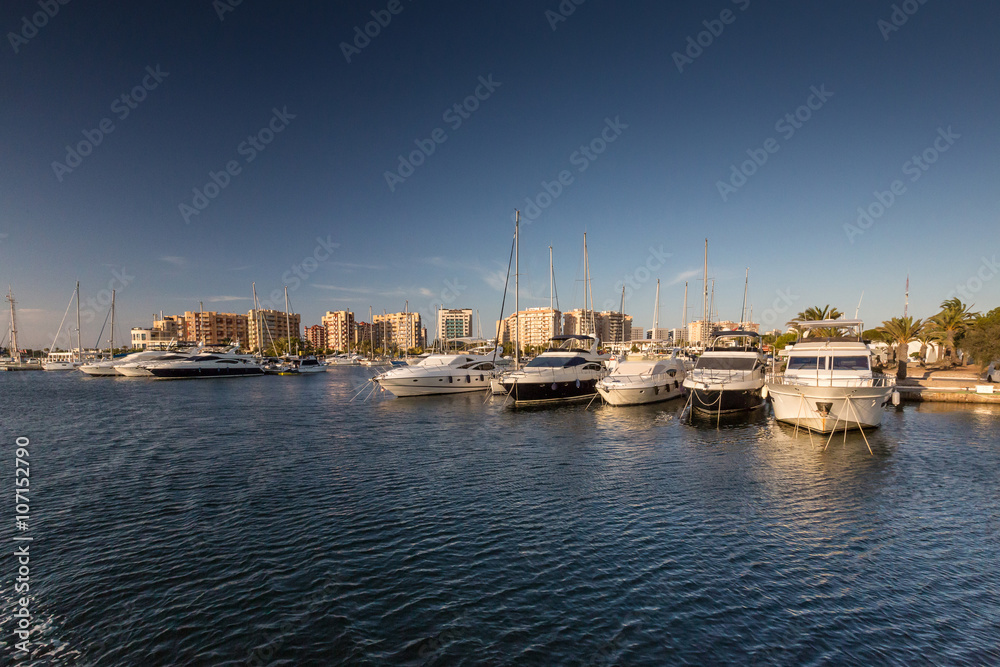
3;1;999;348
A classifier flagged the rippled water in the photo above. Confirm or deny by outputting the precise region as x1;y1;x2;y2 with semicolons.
2;370;999;665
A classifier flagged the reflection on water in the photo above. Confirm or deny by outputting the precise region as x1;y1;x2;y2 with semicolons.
1;371;998;665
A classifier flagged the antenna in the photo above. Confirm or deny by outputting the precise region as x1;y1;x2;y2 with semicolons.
855;291;864;319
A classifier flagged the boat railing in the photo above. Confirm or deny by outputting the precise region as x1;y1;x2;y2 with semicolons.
767;372;896;388
688;368;761;384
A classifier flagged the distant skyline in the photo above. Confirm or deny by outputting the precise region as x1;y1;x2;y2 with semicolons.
3;1;999;348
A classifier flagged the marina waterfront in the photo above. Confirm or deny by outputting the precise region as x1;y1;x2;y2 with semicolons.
2;370;999;664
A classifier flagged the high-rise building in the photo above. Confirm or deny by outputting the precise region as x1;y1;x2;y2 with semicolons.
248;309;301;352
373;311;422;351
496;306;561;349
562;309;630;344
321;310;355;352
304;324;326;351
437;308;473;342
688;319;759;345
183;311;249;346
630;327;645;341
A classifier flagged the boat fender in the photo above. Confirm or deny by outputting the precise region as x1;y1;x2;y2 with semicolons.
761;385;769;400
891;390;900;406
551;382;558;391
576;379;581;388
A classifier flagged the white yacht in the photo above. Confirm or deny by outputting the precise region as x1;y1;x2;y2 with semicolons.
79;358;121;376
115;350;197;377
683;331;767;415
325;354;362;366
42;351;83;371
373;344;500;397
144;348;264;379
765;319;897;433
501;335;608;405
295;355;326;373
596;349;687;406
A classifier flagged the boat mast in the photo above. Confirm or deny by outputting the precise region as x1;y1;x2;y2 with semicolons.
110;289;115;358
404;299;409;358
583;233;595;336
7;287;20;364
369;305;374;360
740;267;749;328
251;282;259;354
75;280;81;361
682;281;688;341
514;209;520;369
284;286;291;356
619;285;626;348
702;239;708;348
653;278;660;342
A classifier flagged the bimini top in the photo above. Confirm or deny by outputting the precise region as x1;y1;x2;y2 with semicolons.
788;319;865;340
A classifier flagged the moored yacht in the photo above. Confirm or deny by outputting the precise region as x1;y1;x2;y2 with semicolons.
144;348;264;379
295;355;326;373
765;319;897;433
596;349;687;406
116;351;196;377
374;342;499;397
501;335;608;405
683;331;766;415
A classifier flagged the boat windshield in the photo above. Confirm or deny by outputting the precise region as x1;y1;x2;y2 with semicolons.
695;356;757;370
787;356;821;370
831;355;869;371
526;355;588;368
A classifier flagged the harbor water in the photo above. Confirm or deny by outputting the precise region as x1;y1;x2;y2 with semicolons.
2;369;999;665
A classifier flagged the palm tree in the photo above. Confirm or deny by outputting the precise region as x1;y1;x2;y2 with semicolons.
879;316;924;365
795;305;843;321
927;298;978;365
790;305;844;337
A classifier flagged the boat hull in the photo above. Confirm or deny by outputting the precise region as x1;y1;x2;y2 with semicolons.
377;372;493;397
148;367;264;379
116;366;154;377
42;361;80;371
687;386;766;414
79;364;120;376
502;378;600;404
597;380;685;406
767;383;894;432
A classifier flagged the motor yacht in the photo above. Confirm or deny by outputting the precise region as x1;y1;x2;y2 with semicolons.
683;331;766;415
295;355;326;373
501;335;608;405
765;319;897;433
596;349;687;406
374;344;500;397
115;350;197;377
144;348;264;379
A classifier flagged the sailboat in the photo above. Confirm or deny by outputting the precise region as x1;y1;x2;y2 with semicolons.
43;282;85;371
597;279;687;406
1;287;41;371
80;290;122;376
502;232;608;404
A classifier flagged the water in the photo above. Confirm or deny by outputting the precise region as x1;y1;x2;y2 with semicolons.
2;370;999;665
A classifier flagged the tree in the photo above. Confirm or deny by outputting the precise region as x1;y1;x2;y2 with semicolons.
878;316;924;364
959;307;1000;372
791;305;844;337
772;332;797;350
863;328;887;342
927;298;978;365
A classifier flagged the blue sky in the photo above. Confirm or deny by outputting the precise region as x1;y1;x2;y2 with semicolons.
2;1;999;348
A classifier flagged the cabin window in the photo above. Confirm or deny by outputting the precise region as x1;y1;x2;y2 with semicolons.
787;356;821;370
831;356;869;371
